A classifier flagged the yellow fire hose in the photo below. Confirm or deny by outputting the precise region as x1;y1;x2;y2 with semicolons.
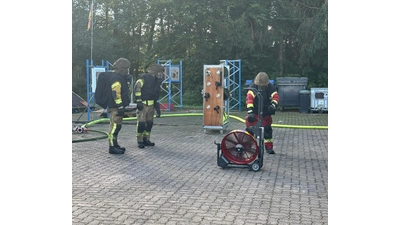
82;113;328;129
73;113;327;143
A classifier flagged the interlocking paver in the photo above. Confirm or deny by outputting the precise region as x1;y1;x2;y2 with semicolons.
73;111;328;224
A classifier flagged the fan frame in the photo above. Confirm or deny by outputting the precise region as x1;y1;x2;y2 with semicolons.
220;130;259;165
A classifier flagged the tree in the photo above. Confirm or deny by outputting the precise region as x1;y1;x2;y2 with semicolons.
72;0;328;103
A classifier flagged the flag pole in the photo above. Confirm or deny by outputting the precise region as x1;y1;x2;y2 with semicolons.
90;0;94;67
87;0;94;121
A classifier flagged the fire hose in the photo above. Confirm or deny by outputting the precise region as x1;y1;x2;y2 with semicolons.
72;113;328;143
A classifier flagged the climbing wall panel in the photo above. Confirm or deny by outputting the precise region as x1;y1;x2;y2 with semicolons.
203;65;227;133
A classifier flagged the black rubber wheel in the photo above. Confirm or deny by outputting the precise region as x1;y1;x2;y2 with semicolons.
250;160;260;172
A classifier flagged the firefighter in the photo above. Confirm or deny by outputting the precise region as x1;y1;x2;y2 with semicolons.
95;58;131;154
245;72;280;154
133;64;164;148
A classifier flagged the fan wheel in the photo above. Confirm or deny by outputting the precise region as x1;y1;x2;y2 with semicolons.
220;130;259;165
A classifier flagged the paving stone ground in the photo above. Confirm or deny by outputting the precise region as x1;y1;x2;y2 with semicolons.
72;110;328;225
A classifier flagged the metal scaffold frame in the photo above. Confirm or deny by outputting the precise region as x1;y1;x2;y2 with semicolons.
220;59;242;111
157;59;183;111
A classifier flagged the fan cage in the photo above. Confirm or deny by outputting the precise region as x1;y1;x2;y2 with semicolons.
221;130;259;164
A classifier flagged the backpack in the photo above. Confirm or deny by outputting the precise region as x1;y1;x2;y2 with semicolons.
94;72;113;109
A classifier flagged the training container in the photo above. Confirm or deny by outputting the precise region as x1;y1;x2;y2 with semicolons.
310;88;328;113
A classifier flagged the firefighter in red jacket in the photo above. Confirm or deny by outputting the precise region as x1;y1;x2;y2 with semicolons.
245;72;280;154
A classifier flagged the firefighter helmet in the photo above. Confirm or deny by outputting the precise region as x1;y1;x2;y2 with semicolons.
147;64;165;75
254;72;270;86
113;58;131;75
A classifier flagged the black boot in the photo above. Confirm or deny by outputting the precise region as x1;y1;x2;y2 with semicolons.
115;145;126;153
143;137;155;146
138;142;145;148
266;148;275;154
109;146;124;154
112;139;125;153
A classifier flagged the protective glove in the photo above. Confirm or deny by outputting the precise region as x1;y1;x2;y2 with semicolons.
247;107;255;122
268;102;277;113
125;74;133;85
247;113;255;122
136;102;144;111
154;102;161;118
116;106;125;116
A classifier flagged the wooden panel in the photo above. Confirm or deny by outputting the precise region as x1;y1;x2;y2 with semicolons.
203;66;224;127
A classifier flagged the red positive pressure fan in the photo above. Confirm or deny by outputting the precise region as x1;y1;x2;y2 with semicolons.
220;130;259;165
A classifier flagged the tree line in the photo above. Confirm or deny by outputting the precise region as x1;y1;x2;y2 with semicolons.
72;0;328;106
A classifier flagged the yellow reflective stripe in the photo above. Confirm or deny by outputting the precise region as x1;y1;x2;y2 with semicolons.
137;79;144;86
271;91;278;104
138;100;154;105
264;138;273;143
147;100;154;105
247;91;255;108
111;81;122;104
223;111;228;124
108;123;117;140
134;79;144;98
135;79;144;90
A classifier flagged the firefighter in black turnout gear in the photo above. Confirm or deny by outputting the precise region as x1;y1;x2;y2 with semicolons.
95;58;131;154
134;64;164;148
245;72;280;154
